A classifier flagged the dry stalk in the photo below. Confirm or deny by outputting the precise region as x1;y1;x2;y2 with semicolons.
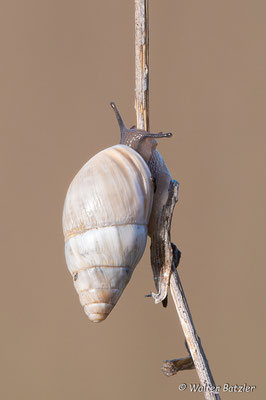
135;1;220;399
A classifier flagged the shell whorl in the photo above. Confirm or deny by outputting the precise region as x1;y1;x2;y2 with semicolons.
63;144;153;322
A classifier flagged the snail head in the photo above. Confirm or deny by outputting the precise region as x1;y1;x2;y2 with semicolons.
110;102;172;163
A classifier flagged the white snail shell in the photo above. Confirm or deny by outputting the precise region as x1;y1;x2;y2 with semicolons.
63;144;153;322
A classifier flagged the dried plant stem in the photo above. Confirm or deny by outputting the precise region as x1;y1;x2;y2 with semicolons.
170;269;220;400
135;2;221;399
135;0;149;131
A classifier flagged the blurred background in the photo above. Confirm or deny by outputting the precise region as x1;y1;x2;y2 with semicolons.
0;1;265;399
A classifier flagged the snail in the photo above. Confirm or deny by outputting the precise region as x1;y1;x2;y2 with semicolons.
62;103;172;322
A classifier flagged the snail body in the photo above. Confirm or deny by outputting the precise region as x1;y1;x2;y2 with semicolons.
63;103;172;322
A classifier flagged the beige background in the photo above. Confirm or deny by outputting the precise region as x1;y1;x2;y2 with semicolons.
1;1;265;399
